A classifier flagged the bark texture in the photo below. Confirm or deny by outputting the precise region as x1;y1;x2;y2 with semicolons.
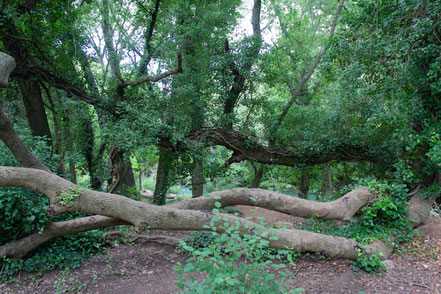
0;166;433;261
171;187;374;221
0;52;16;87
187;128;376;166
0;107;50;172
0;216;127;260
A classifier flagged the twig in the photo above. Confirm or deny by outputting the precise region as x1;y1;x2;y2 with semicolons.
411;283;433;290
294;262;304;276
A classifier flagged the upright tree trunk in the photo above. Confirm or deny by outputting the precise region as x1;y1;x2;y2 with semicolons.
81;116;103;190
251;167;264;188
320;164;332;197
108;147;136;196
17;79;53;145
63;113;77;184
137;158;143;191
298;169;310;199
191;158;204;197
42;85;67;177
153;146;173;205
1;20;52;145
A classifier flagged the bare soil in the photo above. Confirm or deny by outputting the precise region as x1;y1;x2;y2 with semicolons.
1;207;440;294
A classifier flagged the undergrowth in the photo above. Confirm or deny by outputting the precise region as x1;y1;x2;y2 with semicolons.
175;197;304;293
0;228;107;283
300;180;414;245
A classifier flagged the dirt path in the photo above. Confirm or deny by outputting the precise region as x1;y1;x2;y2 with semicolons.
1;208;440;294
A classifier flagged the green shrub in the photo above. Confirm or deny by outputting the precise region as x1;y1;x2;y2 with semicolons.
175;211;304;293
351;248;386;273
0;229;107;283
299;179;414;245
182;231;218;252
218;206;242;216
0;138;108;282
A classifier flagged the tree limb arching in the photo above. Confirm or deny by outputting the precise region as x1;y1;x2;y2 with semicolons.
170;187;374;222
187;127;376;166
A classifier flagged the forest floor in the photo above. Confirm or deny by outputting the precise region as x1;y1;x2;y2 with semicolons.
1;206;440;294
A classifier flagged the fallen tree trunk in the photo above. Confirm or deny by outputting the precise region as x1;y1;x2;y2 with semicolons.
0;216;127;260
170;187;375;221
0;166;433;261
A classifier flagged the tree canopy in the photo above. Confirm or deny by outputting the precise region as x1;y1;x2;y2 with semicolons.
0;0;440;287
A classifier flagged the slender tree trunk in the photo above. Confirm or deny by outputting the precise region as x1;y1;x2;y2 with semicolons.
191;158;204;197
81;116;103;190
251;167;264;188
42;84;67;177
298;169;310;199
63;112;77;184
137;158;143;191
320;164;332;197
153;146;173;205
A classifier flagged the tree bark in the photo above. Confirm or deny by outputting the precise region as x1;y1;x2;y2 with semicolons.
153;146;174;205
17;79;52;144
251;167;263;188
0;166;433;261
108;147;136;196
191;157;204;198
41;83;67;177
223;0;262;129
320;164;332;197
187;127;376;167
62;110;77;184
0;215;127;260
0;107;50;172
298;169;310;199
1;20;52;145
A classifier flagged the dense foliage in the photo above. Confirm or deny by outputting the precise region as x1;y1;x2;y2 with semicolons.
0;0;440;285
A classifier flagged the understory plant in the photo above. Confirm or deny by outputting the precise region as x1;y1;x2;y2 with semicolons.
175;202;304;293
301;179;414;245
351;248;386;273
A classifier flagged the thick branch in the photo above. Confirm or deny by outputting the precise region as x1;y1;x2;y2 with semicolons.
0;216;127;260
127;52;183;86
170;187;374;221
0;108;50;171
188;127;376;166
0;54;50;172
0;52;16;87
